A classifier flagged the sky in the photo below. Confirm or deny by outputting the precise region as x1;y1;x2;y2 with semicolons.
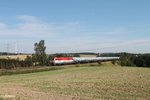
0;0;150;54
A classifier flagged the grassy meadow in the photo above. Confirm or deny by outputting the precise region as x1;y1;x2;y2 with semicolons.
0;63;149;100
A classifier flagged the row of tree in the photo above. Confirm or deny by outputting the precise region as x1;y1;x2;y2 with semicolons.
0;57;33;69
0;40;49;69
0;40;150;69
119;53;150;67
0;40;75;69
101;52;150;68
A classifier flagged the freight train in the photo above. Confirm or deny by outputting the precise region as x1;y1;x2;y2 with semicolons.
51;57;119;65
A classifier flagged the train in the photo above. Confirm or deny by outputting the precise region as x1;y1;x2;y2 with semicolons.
51;57;119;65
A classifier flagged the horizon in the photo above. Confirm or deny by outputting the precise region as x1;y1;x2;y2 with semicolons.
0;0;150;53
0;51;149;55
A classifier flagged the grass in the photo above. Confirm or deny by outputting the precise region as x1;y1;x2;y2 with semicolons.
0;97;3;100
0;63;149;100
0;66;65;76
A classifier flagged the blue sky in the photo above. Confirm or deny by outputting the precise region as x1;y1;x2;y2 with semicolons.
0;0;150;53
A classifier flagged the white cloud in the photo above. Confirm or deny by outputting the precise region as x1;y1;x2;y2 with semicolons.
61;38;150;52
0;22;6;29
130;40;150;45
0;15;150;53
45;36;150;53
0;16;40;36
0;15;83;37
16;15;41;23
103;28;128;35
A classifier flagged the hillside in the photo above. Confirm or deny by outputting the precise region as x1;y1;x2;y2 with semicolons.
0;64;149;100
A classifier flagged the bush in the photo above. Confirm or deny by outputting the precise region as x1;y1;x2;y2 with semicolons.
0;59;33;69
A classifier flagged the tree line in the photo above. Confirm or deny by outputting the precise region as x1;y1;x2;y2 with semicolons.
100;52;150;68
0;57;33;69
0;40;74;69
0;40;50;69
0;40;150;69
119;53;150;67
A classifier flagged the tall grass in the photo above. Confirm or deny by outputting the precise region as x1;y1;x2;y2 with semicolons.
0;63;102;76
0;66;64;76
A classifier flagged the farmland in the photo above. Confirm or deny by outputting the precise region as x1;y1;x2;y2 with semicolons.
0;55;30;60
0;64;150;100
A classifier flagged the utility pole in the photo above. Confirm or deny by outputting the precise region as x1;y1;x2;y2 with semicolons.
6;43;10;54
15;43;18;54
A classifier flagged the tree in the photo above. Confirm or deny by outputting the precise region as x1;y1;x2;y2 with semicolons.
25;56;33;67
33;40;47;66
73;53;80;57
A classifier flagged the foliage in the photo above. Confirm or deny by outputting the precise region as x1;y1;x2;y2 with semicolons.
33;40;47;66
98;52;150;67
119;53;150;67
134;54;150;67
0;59;33;69
0;66;63;76
24;56;33;66
53;53;72;57
73;53;80;57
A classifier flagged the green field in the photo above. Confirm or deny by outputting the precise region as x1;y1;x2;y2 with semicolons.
0;64;149;100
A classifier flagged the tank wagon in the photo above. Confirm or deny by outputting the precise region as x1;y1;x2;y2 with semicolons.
52;57;119;65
